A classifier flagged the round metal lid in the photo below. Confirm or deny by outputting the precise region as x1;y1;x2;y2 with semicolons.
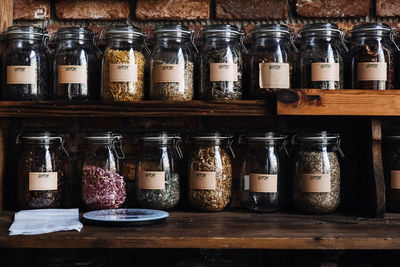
202;24;241;36
154;24;191;37
299;23;342;37
251;24;290;35
140;132;181;142
6;26;44;36
243;132;287;142
351;23;391;33
106;25;145;39
57;27;95;40
295;132;340;143
192;133;233;141
85;132;122;141
17;132;62;144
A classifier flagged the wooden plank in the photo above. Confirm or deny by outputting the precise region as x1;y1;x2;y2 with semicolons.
2;211;400;249
277;89;400;116
371;119;385;218
0;0;12;33
0;101;271;117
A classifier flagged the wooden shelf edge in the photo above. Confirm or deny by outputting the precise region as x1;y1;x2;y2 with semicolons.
0;100;273;117
277;89;400;116
2;211;400;250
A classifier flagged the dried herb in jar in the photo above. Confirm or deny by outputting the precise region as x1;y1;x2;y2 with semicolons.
82;165;126;210
200;25;243;100
348;23;397;90
137;165;180;210
298;23;345;90
248;24;294;100
17;134;66;209
102;49;145;101
189;146;232;211
295;151;340;214
150;62;194;101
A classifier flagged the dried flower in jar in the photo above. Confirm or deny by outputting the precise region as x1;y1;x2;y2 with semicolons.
102;49;145;101
82;165;126;210
189;146;232;211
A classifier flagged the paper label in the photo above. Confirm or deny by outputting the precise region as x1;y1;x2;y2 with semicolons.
391;170;400;189
153;64;184;83
58;65;87;84
299;173;331;193
210;63;238;82
190;171;216;190
311;63;339;82
249;173;278;193
357;62;387;81
259;63;290;89
139;171;165;190
29;172;58;191
109;63;138;83
7;66;36;85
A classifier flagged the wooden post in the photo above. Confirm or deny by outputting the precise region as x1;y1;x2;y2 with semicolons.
0;0;13;210
371;118;385;218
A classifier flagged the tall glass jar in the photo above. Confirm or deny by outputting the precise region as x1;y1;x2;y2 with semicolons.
102;26;146;102
2;26;51;100
240;133;287;212
136;133;182;210
293;133;343;214
16;133;68;209
347;23;398;90
82;133;126;210
298;23;347;90
248;24;295;99
200;25;244;100
383;135;400;212
188;134;234;211
149;25;195;101
54;27;101;101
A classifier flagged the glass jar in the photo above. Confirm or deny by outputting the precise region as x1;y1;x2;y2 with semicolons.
347;23;398;90
298;23;347;90
16;133;68;209
2;26;51;100
200;25;244;100
383;135;400;212
102;26;146;102
54;27;101;100
293;133;343;214
239;133;287;212
149;25;196;101
82;133;126;210
188;134;234;211
136;133;182;210
248;24;296;99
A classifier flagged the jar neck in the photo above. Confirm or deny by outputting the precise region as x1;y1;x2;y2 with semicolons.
107;38;142;49
254;37;288;47
7;38;42;46
58;39;93;47
156;37;191;47
299;143;336;152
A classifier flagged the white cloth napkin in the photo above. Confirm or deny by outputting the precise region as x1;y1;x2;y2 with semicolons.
9;209;83;236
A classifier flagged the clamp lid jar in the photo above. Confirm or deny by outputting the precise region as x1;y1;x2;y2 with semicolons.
188;133;234;211
248;24;295;99
54;27;101;101
2;26;51;100
16;133;68;209
82;132;126;210
240;133;288;212
136;133;182;210
347;23;398;90
292;132;343;214
102;26;146;102
200;24;244;100
298;23;346;90
149;24;195;101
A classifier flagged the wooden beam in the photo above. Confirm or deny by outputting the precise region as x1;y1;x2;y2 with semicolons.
0;0;13;32
277;89;400;116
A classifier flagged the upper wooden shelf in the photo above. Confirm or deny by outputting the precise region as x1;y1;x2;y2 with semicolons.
0;100;271;117
277;89;400;116
2;211;400;249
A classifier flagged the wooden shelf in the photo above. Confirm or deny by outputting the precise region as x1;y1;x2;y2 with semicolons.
277;89;400;116
2;211;400;249
0;100;272;117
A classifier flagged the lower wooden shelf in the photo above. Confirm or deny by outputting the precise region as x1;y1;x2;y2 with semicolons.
1;211;400;250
